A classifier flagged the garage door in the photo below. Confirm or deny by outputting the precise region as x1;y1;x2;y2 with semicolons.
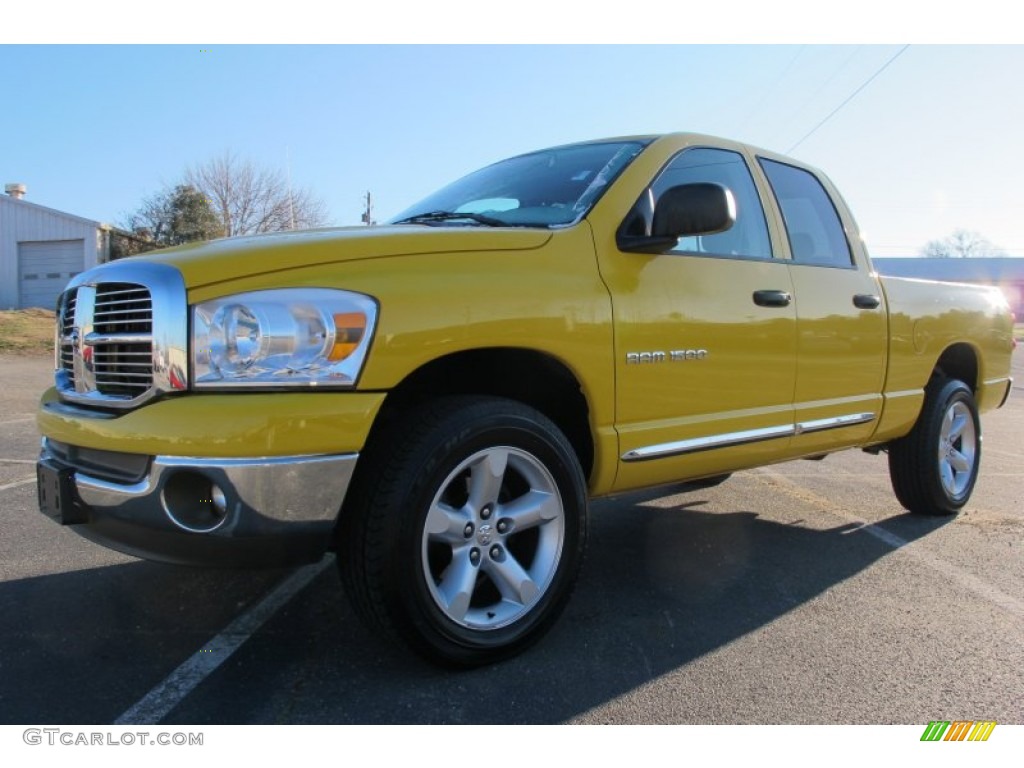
18;240;84;310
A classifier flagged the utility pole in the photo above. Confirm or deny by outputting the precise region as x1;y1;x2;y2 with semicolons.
361;191;376;226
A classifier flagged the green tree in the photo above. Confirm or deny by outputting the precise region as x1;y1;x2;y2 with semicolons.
125;184;223;249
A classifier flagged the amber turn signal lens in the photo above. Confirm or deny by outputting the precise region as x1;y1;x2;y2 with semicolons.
328;312;367;361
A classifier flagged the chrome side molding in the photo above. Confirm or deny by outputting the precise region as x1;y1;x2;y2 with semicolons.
622;412;875;462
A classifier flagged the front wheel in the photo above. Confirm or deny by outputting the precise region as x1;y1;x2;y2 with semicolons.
888;377;981;515
338;396;587;667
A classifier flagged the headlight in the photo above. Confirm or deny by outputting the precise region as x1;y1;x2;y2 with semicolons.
192;288;378;389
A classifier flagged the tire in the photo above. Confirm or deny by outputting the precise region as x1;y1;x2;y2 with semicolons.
337;396;588;667
888;377;981;515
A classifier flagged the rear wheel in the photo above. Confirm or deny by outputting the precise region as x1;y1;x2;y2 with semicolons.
338;396;587;667
888;377;981;515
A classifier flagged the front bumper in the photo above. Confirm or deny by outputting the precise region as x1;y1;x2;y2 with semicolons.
38;438;358;567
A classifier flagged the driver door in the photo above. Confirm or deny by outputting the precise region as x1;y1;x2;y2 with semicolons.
596;145;799;492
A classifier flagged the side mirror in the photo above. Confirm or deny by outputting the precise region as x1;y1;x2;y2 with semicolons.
617;182;736;253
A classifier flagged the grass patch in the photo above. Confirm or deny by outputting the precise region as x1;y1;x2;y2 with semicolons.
0;308;55;355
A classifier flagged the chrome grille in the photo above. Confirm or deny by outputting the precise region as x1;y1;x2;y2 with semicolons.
92;284;154;397
53;261;188;411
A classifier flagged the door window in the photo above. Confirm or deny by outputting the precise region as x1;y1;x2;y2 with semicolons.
649;147;773;259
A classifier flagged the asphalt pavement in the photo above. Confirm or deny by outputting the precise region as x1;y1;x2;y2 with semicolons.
1;351;1021;724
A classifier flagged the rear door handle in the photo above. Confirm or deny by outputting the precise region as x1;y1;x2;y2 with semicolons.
753;289;792;308
853;294;881;309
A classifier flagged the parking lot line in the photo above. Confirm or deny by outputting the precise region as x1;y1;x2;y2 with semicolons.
754;468;1024;621
851;519;1024;619
114;556;333;725
0;476;36;492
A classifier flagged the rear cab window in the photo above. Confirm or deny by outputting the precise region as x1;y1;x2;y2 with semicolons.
759;158;853;268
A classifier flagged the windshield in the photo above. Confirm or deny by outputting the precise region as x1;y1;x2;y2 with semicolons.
390;140;650;228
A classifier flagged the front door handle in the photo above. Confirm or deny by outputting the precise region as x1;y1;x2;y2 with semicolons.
753;289;792;308
853;294;881;309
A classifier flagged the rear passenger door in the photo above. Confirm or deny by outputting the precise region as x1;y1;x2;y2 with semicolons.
758;158;887;454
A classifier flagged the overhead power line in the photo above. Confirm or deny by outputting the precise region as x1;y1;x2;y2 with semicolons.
739;46;806;128
787;45;910;154
773;46;863;145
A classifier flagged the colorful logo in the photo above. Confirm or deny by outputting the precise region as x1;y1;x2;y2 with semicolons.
921;721;997;742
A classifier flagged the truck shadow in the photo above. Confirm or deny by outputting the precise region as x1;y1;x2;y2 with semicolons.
0;488;953;724
0;560;288;724
171;487;951;724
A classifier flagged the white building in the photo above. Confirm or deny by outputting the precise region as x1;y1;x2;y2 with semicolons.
0;183;110;310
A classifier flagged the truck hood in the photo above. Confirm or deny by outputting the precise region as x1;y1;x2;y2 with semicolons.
135;225;553;289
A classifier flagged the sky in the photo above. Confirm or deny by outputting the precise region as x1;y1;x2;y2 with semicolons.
3;9;1023;758
3;21;1024;258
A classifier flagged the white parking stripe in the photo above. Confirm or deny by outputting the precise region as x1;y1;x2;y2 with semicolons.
0;459;37;464
754;468;1024;620
0;477;36;491
0;417;35;425
114;556;333;725
848;520;1024;619
984;446;1024;459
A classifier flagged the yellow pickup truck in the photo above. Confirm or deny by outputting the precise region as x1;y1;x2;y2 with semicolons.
36;133;1015;666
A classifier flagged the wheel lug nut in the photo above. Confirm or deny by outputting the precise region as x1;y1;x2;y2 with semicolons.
480;506;492;520
496;520;508;534
490;545;502;560
464;523;474;538
469;548;481;565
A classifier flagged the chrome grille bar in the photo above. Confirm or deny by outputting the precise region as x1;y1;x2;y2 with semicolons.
85;332;152;345
58;291;77;385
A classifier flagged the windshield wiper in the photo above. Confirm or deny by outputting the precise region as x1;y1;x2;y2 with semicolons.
392;210;508;227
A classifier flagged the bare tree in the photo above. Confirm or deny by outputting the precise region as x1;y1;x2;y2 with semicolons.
184;152;329;237
920;229;1007;258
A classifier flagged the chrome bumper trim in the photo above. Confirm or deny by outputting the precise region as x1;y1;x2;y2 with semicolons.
40;439;357;566
71;452;357;529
